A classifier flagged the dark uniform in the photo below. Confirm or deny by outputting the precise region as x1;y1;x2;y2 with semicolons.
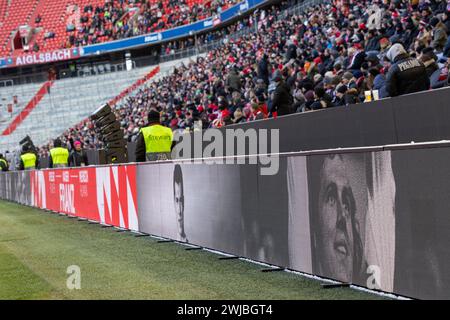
385;43;430;97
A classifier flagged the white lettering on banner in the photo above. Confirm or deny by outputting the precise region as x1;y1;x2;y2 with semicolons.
49;172;55;182
63;171;70;183
15;49;72;66
32;171;47;209
79;171;89;183
59;184;75;214
95;167;138;230
240;3;249;11
204;19;213;27
144;34;159;43
80;185;88;198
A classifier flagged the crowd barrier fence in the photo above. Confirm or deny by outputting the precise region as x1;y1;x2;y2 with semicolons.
2;140;450;299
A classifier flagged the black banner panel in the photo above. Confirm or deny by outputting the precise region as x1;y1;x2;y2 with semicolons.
391;147;450;299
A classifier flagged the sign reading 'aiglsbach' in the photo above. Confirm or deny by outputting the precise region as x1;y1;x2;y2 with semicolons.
0;48;82;68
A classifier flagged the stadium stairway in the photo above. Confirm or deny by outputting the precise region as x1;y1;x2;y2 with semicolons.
0;64;160;151
1;80;54;135
0;82;44;127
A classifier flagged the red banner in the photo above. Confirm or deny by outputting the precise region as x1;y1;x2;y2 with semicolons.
30;165;138;230
0;48;82;69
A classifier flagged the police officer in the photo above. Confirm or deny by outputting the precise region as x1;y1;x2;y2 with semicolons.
135;110;174;162
385;43;430;97
0;153;8;171
19;145;38;170
49;138;69;168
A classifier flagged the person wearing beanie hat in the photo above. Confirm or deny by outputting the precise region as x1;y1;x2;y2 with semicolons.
385;43;430;97
332;84;348;107
69;140;89;167
147;109;161;124
20;144;39;171
341;71;354;85
313;73;323;84
135;109;174;162
430;17;440;28
420;47;439;77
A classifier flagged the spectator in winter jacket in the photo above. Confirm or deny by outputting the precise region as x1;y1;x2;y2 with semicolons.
226;67;241;93
385;43;430;97
420;47;439;77
332;84;347;106
257;54;270;85
430;17;448;52
365;30;381;52
69;141;89;167
370;67;388;99
271;71;293;116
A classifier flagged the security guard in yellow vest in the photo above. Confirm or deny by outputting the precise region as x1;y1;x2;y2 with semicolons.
19;145;38;170
49;138;69;168
135;110;174;162
0;153;8;171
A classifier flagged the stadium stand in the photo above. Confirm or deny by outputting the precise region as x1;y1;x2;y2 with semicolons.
0;64;161;152
0;0;239;56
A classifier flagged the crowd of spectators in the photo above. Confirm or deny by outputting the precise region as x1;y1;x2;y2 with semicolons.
63;0;240;48
39;0;450;156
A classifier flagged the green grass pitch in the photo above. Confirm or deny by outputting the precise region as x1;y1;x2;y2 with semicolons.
0;200;384;300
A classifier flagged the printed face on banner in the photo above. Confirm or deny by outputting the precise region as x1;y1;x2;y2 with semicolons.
306;152;396;291
173;164;186;241
316;155;358;283
137;163;244;254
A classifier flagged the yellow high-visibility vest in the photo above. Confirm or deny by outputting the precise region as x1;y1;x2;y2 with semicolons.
0;158;8;171
140;125;173;161
21;153;37;170
50;147;69;167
